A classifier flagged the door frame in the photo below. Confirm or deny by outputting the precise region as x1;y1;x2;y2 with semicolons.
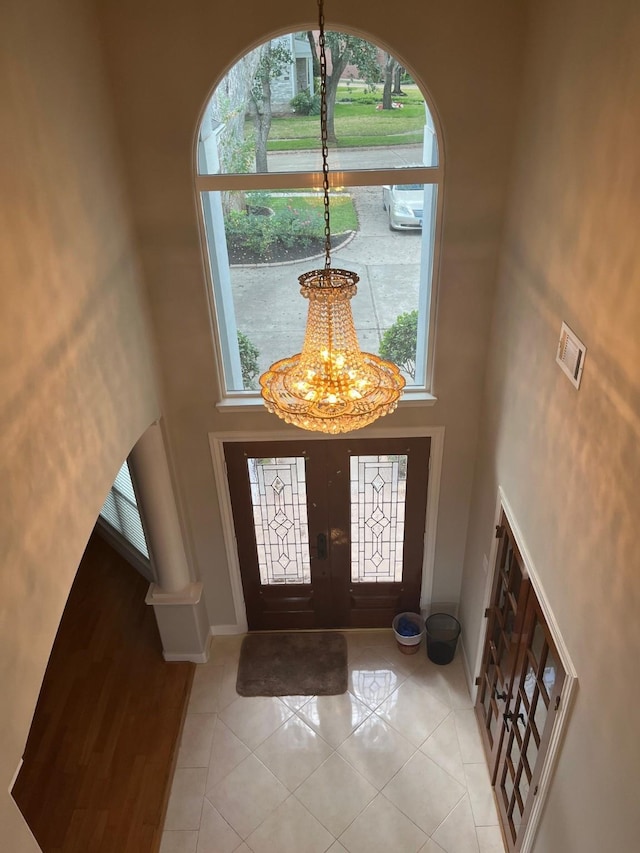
209;425;445;634
473;487;578;853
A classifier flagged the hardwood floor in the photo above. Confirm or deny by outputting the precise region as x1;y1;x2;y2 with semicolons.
12;533;195;853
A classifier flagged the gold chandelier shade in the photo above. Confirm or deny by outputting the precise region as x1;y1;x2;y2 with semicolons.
260;269;405;434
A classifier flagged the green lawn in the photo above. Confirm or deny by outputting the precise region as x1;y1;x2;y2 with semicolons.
265;193;358;233
251;85;426;151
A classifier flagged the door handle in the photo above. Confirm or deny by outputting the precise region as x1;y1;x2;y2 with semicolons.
316;532;327;560
503;710;525;732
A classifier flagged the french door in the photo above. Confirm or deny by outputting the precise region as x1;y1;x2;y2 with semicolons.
476;514;531;772
224;437;430;630
475;513;567;852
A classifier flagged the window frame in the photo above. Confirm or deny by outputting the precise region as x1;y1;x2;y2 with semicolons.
194;40;444;411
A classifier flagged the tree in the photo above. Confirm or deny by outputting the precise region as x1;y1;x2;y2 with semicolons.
392;64;405;96
382;53;398;110
248;41;292;173
379;310;418;379
307;32;380;143
306;30;321;79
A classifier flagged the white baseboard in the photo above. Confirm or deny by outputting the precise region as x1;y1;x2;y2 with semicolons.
460;637;476;703
163;649;209;664
211;624;246;636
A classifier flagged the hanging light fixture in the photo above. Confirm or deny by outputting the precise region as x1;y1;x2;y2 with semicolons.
259;0;405;434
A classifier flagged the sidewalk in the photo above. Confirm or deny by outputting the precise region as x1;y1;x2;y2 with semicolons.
230;185;422;380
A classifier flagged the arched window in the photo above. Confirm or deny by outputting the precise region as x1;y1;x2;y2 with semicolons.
195;31;442;405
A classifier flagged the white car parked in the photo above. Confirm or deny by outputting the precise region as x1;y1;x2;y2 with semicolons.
382;183;424;231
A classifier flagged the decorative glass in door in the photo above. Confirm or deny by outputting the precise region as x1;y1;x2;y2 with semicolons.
224;437;430;630
350;455;407;583
247;457;310;585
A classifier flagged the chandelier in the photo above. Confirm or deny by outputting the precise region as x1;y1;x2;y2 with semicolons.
259;0;405;434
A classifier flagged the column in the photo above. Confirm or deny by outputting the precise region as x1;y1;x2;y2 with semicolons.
129;421;210;662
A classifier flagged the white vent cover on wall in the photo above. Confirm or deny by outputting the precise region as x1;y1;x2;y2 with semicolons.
556;321;586;389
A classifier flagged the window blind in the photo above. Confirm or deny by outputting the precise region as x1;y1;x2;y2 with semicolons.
99;462;149;559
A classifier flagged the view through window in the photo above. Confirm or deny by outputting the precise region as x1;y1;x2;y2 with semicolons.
196;31;442;398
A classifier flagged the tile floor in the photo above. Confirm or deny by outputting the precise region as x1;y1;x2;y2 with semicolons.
161;631;506;853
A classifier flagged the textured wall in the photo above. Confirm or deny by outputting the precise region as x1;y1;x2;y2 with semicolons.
0;0;160;847
460;0;640;849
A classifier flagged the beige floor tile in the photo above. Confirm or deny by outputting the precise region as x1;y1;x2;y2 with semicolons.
254;715;333;791
245;795;334;853
218;695;292;750
214;663;243;712
197;799;242;853
297;692;371;748
376;679;450;746
418;840;447;853
338;713;415;789
280;694;315;711
408;661;454;708
160;831;199;853
207;754;288;839
453;710;485;764
348;653;407;709
206;719;251;793
178;714;217;768
164;767;208;831
209;635;244;666
295;752;377;836
166;634;502;853
344;630;394;655
432;794;480;853
420;713;466;785
349;644;410;674
381;752;465;836
444;659;474;710
476;825;506;853
189;665;226;714
464;764;499;826
339;793;427;853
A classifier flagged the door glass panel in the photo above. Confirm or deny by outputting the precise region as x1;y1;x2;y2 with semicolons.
526;730;539;775
543;646;559;698
534;692;548;737
532;618;545;665
512;798;522;829
247;456;311;584
523;663;537;704
489;705;501;744
519;768;530;803
350;455;407;582
503;766;515;806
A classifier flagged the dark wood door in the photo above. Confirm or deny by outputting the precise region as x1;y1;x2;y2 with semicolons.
475;514;531;775
224;437;430;630
475;512;568;852
495;593;566;851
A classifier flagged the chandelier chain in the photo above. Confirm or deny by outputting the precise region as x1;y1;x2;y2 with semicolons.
317;0;331;269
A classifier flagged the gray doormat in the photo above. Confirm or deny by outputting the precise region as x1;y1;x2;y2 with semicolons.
236;632;348;697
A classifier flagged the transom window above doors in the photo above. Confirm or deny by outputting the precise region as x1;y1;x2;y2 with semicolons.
194;31;443;406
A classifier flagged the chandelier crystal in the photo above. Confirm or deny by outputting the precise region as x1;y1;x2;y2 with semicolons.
259;0;405;433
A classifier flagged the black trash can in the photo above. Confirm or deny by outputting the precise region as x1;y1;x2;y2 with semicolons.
425;613;461;665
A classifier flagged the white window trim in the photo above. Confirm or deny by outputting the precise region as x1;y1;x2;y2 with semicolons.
195;67;445;404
